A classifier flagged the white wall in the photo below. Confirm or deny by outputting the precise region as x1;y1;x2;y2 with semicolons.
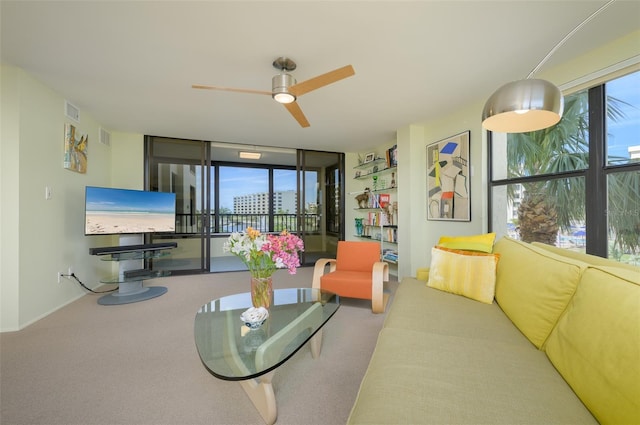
1;66;21;331
0;66;144;331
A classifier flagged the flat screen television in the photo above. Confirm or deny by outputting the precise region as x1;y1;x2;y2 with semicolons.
84;186;176;235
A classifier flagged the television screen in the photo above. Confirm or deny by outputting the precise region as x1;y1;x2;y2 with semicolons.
85;186;176;235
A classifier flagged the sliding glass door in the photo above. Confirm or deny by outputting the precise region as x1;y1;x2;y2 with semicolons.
145;137;210;274
146;137;344;273
297;150;344;265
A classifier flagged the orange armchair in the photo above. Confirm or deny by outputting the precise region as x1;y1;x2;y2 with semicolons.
312;241;389;313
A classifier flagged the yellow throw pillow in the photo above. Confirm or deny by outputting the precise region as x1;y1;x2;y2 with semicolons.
427;246;500;304
437;232;496;253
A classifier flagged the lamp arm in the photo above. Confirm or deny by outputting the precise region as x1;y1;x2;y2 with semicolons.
527;0;615;79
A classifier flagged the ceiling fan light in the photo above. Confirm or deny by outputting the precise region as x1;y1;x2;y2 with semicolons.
239;151;262;160
272;73;297;104
273;92;296;104
482;79;564;133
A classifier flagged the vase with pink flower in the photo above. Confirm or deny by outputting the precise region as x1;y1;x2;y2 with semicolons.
224;227;304;309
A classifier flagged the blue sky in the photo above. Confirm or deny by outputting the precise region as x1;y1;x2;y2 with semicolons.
216;167;317;211
86;186;176;213
607;71;640;161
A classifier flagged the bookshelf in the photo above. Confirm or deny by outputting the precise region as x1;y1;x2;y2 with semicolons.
352;146;398;268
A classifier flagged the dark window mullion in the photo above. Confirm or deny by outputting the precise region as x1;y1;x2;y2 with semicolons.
586;85;607;257
269;169;274;232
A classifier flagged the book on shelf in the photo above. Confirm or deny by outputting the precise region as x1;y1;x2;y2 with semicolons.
382;249;398;263
378;193;390;208
386;227;397;243
367;193;390;208
366;211;390;226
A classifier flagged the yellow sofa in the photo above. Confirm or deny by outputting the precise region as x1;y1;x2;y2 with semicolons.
347;237;639;424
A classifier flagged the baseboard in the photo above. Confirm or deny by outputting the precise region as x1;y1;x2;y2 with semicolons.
1;292;86;332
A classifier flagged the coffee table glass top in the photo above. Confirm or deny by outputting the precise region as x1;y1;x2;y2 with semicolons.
194;288;340;381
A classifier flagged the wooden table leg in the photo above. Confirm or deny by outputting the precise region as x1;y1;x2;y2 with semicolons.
310;328;323;359
239;370;277;425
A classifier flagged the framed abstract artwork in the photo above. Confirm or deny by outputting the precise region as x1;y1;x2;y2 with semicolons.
426;131;470;221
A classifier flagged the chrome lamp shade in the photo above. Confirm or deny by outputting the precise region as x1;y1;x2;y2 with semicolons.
481;79;564;133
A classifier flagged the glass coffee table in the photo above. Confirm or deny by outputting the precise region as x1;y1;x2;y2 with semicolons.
194;288;340;424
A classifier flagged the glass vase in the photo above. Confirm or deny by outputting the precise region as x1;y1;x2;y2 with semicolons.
251;276;273;309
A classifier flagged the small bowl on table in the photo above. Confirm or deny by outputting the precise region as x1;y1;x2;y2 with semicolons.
240;307;269;330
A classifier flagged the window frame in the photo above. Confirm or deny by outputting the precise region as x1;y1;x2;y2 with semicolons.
488;71;640;259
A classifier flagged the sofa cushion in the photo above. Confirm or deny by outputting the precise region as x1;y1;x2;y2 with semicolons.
347;328;597;425
437;232;496;253
427;246;499;304
385;278;531;344
544;266;640;425
493;237;588;349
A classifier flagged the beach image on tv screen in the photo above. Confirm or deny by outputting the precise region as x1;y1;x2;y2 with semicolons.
85;187;176;235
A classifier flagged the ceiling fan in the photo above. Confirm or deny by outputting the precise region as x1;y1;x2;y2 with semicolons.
192;57;355;128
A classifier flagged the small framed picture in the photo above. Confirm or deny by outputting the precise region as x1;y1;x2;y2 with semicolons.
364;152;375;163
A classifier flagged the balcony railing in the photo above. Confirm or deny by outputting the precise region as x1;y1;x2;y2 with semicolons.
174;213;320;235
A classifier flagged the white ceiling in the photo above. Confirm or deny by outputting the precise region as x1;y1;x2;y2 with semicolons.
2;1;639;154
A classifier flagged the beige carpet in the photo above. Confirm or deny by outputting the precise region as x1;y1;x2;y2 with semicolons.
0;267;398;425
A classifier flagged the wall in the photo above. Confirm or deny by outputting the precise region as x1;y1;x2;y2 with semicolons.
0;66;143;331
397;105;487;279
0;66;21;331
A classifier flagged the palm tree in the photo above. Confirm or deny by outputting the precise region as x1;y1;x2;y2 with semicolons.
506;90;640;256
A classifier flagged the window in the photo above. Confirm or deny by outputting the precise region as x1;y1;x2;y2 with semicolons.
489;71;640;266
219;166;269;232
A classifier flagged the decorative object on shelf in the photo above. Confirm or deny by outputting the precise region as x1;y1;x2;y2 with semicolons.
63;123;88;173
364;152;375;163
240;306;269;330
372;175;379;191
355;188;370;209
427;131;471;222
355;218;364;236
386;144;398;168
355;170;361;178
380;195;396;225
391;172;396;188
224;227;304;307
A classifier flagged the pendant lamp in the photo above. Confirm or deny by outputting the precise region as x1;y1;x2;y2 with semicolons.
482;0;615;133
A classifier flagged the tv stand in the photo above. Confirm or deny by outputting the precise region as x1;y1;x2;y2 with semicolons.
89;238;176;306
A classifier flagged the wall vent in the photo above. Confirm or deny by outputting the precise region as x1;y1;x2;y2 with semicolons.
99;127;111;146
64;100;80;122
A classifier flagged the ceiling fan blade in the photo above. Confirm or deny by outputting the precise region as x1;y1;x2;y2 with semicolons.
283;102;310;128
192;84;271;96
289;65;355;97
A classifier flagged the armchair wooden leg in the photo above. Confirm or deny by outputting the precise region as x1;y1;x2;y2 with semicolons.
371;292;389;314
371;262;390;313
